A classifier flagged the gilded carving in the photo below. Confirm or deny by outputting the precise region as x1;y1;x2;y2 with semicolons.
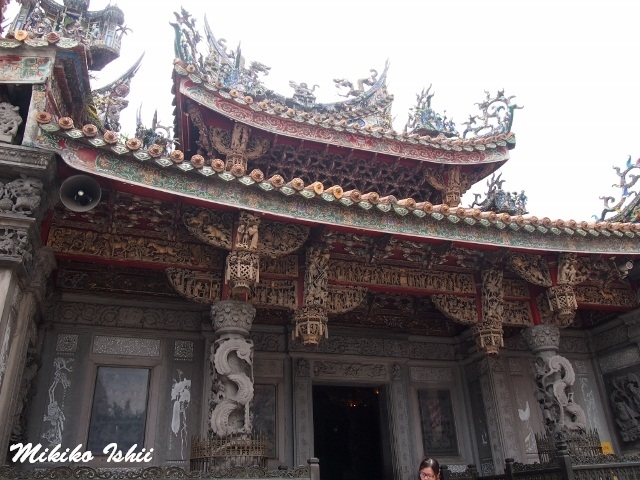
472;269;504;354
225;250;260;298
303;248;330;308
182;206;233;250
545;284;577;326
557;252;589;285
210;123;270;173
252;279;297;309
506;253;552;287
313;361;387;379
48;227;223;268
327;286;368;314
166;268;223;304
430;295;477;325
261;256;298;277
235;211;261;251
503;278;530;299
259;220;309;258
574;284;637;308
502;301;533;327
329;260;475;293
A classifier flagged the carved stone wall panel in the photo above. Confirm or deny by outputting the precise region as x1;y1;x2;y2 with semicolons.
48;227;224;268
492;371;519;459
591;324;628;352
574;284;637;308
502;301;533;327
410;366;454;383
54;302;202;331
467;379;494;475
508;358;523;375
287;335;456;360
313;361;386;380
388;366;413;480
174;340;194;359
480;374;505;473
250;332;287;353
328;260;476;294
293;361;312;465
599;347;640;374
559;336;589;354
253;358;283;378
602;366;640;447
55;334;78;353
92;336;160;357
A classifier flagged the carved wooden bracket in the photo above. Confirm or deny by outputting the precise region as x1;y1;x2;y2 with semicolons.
430;294;477;324
506;252;552;287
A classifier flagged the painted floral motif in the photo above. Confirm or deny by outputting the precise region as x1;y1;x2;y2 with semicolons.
42;357;73;446
171;369;191;459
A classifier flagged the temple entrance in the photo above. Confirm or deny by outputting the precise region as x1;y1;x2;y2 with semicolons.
312;385;391;480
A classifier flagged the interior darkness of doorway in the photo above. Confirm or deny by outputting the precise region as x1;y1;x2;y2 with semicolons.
312;385;392;480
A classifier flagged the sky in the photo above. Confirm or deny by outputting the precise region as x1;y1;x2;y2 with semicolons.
9;0;640;222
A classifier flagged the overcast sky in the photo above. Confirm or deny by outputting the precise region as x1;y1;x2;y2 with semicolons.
11;0;640;222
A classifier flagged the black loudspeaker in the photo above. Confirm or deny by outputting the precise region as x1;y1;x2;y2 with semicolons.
59;175;102;212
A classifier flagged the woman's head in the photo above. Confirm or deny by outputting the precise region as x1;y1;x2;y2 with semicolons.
419;458;440;480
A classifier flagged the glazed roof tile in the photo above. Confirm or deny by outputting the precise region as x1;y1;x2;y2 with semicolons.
35;115;640;253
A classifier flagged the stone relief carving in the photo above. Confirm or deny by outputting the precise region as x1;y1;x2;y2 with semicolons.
42;357;73;446
171;369;191;459
174;340;194;359
0;227;33;265
599;348;640;374
313;361;386;379
55;334;78;353
0;102;23;143
521;324;560;353
166;268;223;304
0;177;43;215
182;207;233;250
54;302;202;331
609;372;640;442
410;366;454;383
506;253;552;287
295;358;310;377
531;354;586;435
253;359;283;377
209;301;256;436
430;295;477;325
11;321;39;443
93;336;160;357
250;332;286;353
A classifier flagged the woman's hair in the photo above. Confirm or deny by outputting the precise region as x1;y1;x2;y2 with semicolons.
419;458;441;476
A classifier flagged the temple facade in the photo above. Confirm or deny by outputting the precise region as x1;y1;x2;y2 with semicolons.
1;3;640;480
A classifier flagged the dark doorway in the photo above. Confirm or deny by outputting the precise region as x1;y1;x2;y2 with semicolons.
312;385;387;480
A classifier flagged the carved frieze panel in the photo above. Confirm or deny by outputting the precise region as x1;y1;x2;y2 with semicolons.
313;361;387;380
182;206;233;250
55;334;78;353
261;255;298;277
253;359;284;377
410;366;454;383
502;301;533;327
174;340;194;359
166;268;223;304
327;286;368;314
0;177;43;215
0;226;33;265
600;348;640;374
605;370;640;443
329;260;475;293
253;279;297;309
431;295;477;325
506;253;552;287
259;220;309;258
250;332;287;353
503;278;530;299
574;284;637;308
54;302;202;331
48;227;224;268
92;336;160;357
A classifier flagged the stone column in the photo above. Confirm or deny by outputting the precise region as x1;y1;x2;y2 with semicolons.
387;364;413;480
521;324;586;436
209;300;256;436
465;355;519;474
292;358;313;467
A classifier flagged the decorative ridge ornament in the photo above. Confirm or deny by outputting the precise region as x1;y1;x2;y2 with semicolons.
597;155;640;223
470;173;528;215
405;84;458;138
462;89;522;138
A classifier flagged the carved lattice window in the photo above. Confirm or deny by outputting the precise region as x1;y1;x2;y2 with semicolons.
417;389;459;456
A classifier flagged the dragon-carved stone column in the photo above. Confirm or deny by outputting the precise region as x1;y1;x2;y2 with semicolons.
521;324;586;438
209;300;256;436
293;247;330;346
472;268;505;354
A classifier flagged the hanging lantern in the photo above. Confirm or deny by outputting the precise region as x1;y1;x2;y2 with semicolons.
292;306;328;346
472;322;504;355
